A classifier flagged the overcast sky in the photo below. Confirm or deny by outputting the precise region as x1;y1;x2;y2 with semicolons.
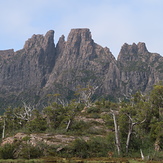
0;0;163;58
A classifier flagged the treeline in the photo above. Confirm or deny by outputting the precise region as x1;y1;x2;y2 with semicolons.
0;84;162;160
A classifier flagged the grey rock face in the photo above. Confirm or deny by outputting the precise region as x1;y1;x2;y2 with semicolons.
0;31;56;107
117;42;163;95
0;29;162;109
45;29;119;99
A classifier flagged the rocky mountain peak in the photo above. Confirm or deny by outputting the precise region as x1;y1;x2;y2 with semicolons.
45;30;54;40
58;35;65;42
0;49;14;60
57;28;95;59
67;28;93;46
44;30;55;46
56;35;66;54
24;30;55;53
117;42;148;62
0;28;162;110
137;42;148;54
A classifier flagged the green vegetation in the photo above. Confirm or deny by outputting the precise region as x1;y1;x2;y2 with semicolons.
0;84;162;162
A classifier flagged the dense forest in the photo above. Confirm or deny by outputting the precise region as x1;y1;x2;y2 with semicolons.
0;83;162;161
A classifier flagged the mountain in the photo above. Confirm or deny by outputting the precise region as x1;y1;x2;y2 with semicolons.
0;28;162;110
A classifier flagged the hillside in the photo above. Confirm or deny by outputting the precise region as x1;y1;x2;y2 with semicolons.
0;84;162;160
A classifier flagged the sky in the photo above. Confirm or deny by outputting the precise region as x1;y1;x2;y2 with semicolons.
0;0;163;58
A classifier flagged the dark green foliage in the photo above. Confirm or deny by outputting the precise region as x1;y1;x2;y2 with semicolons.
61;135;115;158
0;143;15;159
0;84;162;160
68;120;90;135
87;136;113;157
18;144;43;159
43;102;66;129
66;138;89;158
87;113;101;119
150;122;163;141
26;117;47;132
87;106;100;114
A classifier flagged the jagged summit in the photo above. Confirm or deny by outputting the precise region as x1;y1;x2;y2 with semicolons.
0;29;162;109
117;42;149;61
67;28;92;42
24;30;55;53
0;49;14;59
120;42;148;54
137;42;148;53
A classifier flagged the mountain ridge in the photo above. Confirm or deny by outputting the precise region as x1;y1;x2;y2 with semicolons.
0;28;162;110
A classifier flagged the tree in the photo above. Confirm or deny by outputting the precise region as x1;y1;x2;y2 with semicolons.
150;84;163;119
108;92;149;155
43;102;66;129
26;110;47;132
14;102;34;122
2;116;6;139
149;84;163;151
1;108;19;138
102;101;121;156
64;100;81;132
119;93;147;154
110;108;121;156
75;84;99;107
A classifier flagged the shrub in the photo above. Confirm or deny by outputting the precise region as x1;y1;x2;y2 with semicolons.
87;136;110;157
0;143;15;159
88;113;101;119
26;118;47;133
66;138;89;158
87;107;100;113
18;144;43;159
86;126;106;135
68;120;89;135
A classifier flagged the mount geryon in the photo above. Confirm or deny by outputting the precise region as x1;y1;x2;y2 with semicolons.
0;28;162;110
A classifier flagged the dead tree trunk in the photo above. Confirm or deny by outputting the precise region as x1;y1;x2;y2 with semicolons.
126;120;135;154
125;114;146;154
110;109;121;156
66;119;72;132
140;149;144;160
2;117;6;139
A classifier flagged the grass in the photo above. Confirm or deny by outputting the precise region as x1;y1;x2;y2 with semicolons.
0;157;162;163
0;159;44;163
41;157;163;163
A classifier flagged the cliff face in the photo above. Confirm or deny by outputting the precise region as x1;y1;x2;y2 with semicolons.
0;30;56;107
0;29;162;109
45;29;119;98
117;42;163;95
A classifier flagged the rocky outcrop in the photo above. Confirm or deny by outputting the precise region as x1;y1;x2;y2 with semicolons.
117;42;163;95
0;31;56;107
1;133;77;147
45;28;118;98
0;29;162;109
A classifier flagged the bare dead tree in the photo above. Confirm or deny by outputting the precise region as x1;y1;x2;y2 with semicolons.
76;85;99;107
14;102;34;121
2;117;6;139
110;109;121;156
65;102;79;132
140;149;145;160
125;113;146;154
65;111;76;132
57;98;69;108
